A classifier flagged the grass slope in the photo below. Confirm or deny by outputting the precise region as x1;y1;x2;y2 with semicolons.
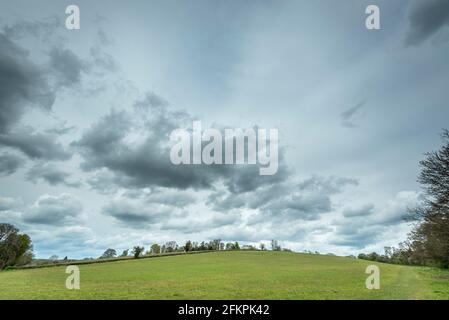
1;251;448;299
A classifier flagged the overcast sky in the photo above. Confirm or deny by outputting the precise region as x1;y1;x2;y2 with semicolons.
1;0;449;258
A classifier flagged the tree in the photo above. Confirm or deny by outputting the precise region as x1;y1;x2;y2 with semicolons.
210;239;222;251
150;243;161;254
0;223;33;269
409;129;449;267
120;249;129;257
271;239;281;251
100;248;117;259
198;241;207;250
234;242;240;250
49;255;59;261
132;246;144;258
165;241;178;253
184;240;192;252
259;243;266;251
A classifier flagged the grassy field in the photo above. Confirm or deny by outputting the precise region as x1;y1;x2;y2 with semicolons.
0;251;448;300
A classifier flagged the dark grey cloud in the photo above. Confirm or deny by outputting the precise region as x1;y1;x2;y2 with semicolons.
340;100;366;128
332;225;383;249
255;176;358;222
74;95;288;193
0;32;55;132
102;196;180;227
0;152;25;176
23;193;83;225
0;23;114;167
101;188;198;227
0;29;81;162
49;47;88;87
211;175;358;223
406;0;449;46
0;127;71;160
26;163;81;187
342;204;375;218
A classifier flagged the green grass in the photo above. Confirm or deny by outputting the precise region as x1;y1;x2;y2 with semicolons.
1;251;448;299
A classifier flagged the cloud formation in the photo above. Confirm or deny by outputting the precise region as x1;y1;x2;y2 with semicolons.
0;127;72;160
26;163;81;187
74;95;288;193
340;100;366;128
0;32;55;132
406;0;449;45
332;191;422;248
23;193;84;226
0;152;25;176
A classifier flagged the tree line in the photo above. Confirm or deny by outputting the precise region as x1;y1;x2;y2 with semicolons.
99;239;285;260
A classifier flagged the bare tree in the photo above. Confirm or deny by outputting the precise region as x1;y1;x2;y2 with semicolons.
409;130;449;267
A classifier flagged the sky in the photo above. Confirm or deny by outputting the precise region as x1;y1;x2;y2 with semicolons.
1;0;449;259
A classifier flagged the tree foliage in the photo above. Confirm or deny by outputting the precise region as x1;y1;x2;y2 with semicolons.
0;223;33;269
100;248;117;259
132;246;144;258
410;129;449;268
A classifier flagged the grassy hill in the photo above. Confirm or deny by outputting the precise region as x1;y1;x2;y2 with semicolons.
1;251;448;299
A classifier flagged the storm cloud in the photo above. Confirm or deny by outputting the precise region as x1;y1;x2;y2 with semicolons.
405;0;449;45
0;152;25;176
0;32;55;132
74;95;289;193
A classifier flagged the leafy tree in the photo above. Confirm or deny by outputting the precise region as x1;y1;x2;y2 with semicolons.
0;224;33;269
120;249;129;257
271;239;281;251
234;242;240;250
210;239;222;251
132;246;144;258
259;243;266;251
150;243;161;254
165;241;178;253
184;240;192;252
100;248;117;259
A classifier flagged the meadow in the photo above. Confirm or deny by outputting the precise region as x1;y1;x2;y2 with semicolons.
0;251;448;300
